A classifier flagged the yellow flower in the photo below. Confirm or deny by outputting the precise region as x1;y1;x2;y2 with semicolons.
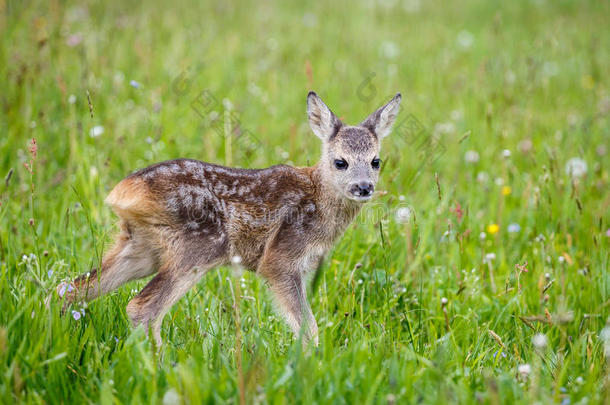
487;224;499;234
502;186;512;196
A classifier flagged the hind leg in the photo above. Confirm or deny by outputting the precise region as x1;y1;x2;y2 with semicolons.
58;222;158;303
125;263;214;347
125;234;227;347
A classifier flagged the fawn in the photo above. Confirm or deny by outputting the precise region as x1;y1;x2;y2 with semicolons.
58;91;401;346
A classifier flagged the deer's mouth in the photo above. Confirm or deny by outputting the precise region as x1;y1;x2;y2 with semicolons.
346;193;373;202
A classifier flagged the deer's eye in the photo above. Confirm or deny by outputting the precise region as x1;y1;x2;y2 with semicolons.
371;158;381;169
334;159;348;170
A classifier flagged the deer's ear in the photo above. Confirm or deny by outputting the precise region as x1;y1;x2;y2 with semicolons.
307;92;342;140
361;93;402;138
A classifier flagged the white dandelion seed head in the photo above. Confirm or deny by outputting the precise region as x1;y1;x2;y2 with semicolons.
479;232;487;240
476;171;489;184
502;149;511;158
532;333;548;351
456;30;474;49
90;125;104;138
517;364;531;377
565;157;587;179
302;12;318;27
395;206;412;223
441;297;448;305
162;388;181;405
231;255;242;265
464;150;480;163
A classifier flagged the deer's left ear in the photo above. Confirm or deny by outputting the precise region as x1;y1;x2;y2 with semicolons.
361;93;402;138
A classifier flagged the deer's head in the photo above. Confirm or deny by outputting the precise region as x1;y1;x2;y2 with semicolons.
307;91;401;202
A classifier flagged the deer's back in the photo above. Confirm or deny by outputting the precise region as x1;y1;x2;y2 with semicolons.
105;159;318;269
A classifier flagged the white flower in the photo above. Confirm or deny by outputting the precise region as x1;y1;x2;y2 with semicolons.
380;41;399;59
558;256;565;264
456;30;474;49
162;388;181;405
395;206;412;223
479;232;487;240
441;297;448;305
476;171;489;183
484;253;496;263
565;157;587;179
464;150;480;163
89;125;104;138
231;255;242;265
532;333;548;351
302;12;318;27
68;94;77;104
517;364;531;377
502;149;511;158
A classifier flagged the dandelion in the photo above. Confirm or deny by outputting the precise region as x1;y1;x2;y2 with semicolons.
395;206;412;223
71;310;81;320
486;224;499;234
502;149;511;158
476;171;489;183
532;333;548;352
68;94;76;104
507;223;521;233
162;388;181;405
565;158;587;178
129;80;141;88
464;150;479;163
231;255;242;265
484;253;496;263
380;41;399;59
441;297;448;306
479;232;487;240
89;125;104;138
517;364;531;378
302;12;318;27
501;186;512;196
456;30;474;49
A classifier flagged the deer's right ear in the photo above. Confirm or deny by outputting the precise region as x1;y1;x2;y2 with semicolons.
307;92;341;140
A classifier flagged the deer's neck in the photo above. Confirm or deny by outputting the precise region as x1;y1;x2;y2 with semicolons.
309;163;362;239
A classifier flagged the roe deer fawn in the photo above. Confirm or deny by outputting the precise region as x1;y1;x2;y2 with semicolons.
58;91;401;346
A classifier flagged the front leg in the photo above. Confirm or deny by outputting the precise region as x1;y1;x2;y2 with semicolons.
260;253;319;346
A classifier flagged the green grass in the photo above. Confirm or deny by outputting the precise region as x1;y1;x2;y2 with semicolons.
1;0;609;403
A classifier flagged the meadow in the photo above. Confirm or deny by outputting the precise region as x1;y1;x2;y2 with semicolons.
1;0;609;403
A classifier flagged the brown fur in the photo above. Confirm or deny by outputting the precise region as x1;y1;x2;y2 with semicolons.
58;92;401;347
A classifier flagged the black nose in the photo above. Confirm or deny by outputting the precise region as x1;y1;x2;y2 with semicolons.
350;181;374;197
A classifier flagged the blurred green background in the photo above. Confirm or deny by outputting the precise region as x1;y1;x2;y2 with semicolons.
1;0;609;403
